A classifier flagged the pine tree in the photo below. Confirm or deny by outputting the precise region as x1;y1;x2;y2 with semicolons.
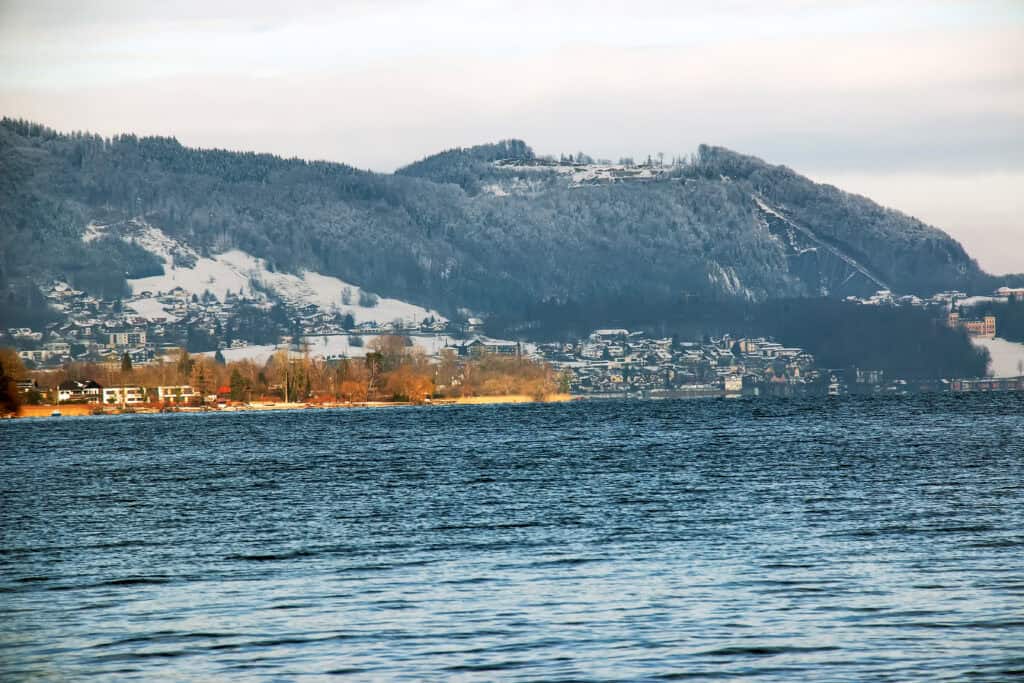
214;349;226;365
229;368;249;401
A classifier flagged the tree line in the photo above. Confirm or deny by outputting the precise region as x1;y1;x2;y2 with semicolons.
0;336;566;412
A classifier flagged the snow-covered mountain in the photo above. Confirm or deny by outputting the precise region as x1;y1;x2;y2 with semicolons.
4;118;1021;337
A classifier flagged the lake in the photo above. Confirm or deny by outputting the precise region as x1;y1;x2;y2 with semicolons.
2;395;1023;681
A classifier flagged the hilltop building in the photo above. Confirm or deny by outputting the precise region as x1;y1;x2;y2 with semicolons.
996;287;1024;302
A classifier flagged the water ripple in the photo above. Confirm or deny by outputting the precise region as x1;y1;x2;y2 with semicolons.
1;393;1023;680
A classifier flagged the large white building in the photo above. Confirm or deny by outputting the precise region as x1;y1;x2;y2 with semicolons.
102;386;146;405
156;385;199;404
107;330;147;348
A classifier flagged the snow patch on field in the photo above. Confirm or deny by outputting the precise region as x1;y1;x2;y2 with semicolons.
481;184;509;197
217;251;443;324
972;337;1024;378
303;334;455;359
959;295;1004;308
127;297;180;322
198;345;279;366
498;162;662;188
130;250;249;301
86;219;445;325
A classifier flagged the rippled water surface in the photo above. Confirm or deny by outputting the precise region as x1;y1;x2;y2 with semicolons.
2;395;1024;681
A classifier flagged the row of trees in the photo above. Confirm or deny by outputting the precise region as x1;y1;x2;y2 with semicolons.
4;336;566;410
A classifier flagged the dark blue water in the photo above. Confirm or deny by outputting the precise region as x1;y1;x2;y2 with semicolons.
2;395;1023;681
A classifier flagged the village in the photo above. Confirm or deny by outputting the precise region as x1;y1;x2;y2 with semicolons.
845;286;1024;339
3;273;828;405
4;281;1024;414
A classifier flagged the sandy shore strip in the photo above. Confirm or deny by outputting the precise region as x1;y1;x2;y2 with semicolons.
12;394;578;418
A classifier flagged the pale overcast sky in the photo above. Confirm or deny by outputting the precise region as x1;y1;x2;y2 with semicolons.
1;0;1021;273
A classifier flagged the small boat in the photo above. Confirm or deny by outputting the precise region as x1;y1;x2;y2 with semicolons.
50;410;62;417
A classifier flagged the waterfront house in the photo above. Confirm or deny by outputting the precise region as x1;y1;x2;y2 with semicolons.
102;386;146;405
156;385;200;404
57;379;103;404
15;379;39;395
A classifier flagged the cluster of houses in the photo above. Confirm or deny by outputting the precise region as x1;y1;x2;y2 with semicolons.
9;277;1023;404
845;287;1024;338
847;287;1023;308
532;327;1023;397
844;287;1024;339
6;280;459;369
10;281;177;367
533;329;819;398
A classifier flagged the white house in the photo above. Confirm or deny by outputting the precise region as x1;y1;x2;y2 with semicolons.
102;386;146;405
57;379;102;403
156;385;199;404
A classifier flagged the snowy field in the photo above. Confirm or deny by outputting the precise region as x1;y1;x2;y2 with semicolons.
88;220;445;325
972;337;1024;377
302;334;455;359
197;335;458;364
127;297;180;322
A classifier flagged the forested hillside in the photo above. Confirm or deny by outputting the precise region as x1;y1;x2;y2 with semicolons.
1;117;1016;329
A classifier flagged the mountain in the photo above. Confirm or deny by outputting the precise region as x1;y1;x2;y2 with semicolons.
1;117;1017;331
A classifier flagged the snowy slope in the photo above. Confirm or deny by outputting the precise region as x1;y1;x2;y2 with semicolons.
85;219;446;324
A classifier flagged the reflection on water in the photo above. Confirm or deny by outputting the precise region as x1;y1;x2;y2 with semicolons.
2;394;1023;680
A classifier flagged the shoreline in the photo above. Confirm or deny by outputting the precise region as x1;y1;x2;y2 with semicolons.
10;381;1024;419
11;393;577;419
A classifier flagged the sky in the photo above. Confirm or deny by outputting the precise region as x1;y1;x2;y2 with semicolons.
1;0;1022;273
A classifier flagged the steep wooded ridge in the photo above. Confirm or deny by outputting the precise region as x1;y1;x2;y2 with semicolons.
0;117;1015;326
